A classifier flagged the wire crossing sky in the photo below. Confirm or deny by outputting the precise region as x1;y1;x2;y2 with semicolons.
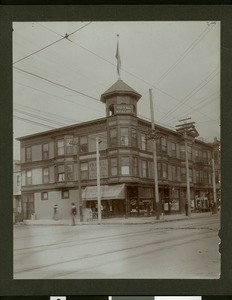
13;21;220;160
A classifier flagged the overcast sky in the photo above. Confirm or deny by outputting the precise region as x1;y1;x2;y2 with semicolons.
13;21;220;160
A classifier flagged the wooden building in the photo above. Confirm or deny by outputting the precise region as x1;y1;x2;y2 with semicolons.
17;79;220;221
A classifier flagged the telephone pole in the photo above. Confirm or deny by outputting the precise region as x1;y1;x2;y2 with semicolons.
149;89;160;220
69;138;83;222
96;136;102;224
176;118;199;217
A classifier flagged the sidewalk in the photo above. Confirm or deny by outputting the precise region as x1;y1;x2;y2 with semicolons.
21;211;216;226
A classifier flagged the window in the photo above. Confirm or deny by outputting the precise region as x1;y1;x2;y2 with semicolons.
141;160;148;178
67;164;74;180
121;156;130;175
41;192;48;200
187;146;192;160
203;151;208;163
43;167;49;184
81;162;88;179
172;165;177;181
25;147;32;162
189;168;193;182
203;171;208;184
180;145;185;160
80;136;88;153
161;137;167;153
57;165;65;182
120;127;129;146
131;128;137;147
57;139;64;156
181;167;186;182
171;142;176;157
42;143;49;159
26;170;32;185
66;137;73;155
109;128;117;147
17;175;20;186
62;189;69;199
110;158;118;176
132;157;138;176
162;163;168;179
141;133;147;151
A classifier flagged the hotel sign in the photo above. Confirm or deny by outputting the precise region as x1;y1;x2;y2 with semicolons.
115;104;133;114
89;159;108;179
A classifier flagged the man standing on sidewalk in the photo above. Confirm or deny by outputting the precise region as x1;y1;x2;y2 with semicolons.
71;203;77;226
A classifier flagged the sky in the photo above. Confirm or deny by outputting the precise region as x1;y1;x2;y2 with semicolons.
13;21;220;160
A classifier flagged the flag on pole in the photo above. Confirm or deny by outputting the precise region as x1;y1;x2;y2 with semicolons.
115;35;121;78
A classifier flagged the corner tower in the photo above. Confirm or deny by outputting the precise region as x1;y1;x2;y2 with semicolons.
100;79;141;117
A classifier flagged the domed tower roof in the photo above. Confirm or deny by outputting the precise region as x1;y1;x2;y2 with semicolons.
100;79;141;103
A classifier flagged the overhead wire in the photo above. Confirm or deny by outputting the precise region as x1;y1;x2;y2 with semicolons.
13;22;219;141
13;22;92;65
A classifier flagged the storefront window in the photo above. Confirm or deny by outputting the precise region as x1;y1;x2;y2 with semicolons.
121;156;130;175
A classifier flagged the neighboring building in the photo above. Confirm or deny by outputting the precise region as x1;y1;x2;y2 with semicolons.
13;160;22;223
16;79;221;221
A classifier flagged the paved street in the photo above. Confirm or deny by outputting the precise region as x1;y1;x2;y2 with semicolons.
13;213;220;279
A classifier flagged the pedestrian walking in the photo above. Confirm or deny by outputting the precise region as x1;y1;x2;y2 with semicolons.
53;204;59;220
71;203;77;226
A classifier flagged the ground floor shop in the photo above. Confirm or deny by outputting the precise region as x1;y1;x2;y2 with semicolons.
19;183;218;221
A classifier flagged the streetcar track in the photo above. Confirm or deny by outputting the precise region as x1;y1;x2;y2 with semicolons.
14;227;217;275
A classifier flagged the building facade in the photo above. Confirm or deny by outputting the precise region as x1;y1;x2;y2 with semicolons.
13;160;22;223
17;80;221;221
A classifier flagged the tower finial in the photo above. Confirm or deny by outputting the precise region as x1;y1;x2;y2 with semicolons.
115;34;121;79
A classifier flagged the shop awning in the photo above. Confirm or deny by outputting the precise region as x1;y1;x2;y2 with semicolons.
82;184;125;201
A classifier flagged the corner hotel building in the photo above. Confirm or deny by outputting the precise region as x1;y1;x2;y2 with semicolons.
17;79;221;221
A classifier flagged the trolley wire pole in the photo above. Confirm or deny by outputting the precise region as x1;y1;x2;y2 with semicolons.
69;138;83;222
176;118;199;217
96;136;102;224
148;89;161;220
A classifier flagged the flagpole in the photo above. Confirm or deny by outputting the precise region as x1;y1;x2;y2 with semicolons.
116;34;121;80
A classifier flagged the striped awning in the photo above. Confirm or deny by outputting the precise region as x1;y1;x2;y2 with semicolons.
82;184;125;201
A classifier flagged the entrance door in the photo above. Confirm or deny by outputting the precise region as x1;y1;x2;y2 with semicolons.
22;194;34;220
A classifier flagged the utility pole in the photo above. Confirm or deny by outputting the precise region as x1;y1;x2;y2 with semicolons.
212;149;217;214
149;89;160;220
96;136;102;224
69;138;83;222
176;118;199;217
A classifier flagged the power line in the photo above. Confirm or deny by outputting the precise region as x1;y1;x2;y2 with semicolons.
160;67;219;122
14;115;55;129
14;67;101;102
13;22;92;65
14;81;103;113
155;23;217;85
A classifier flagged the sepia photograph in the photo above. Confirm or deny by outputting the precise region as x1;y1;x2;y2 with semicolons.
13;21;220;279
